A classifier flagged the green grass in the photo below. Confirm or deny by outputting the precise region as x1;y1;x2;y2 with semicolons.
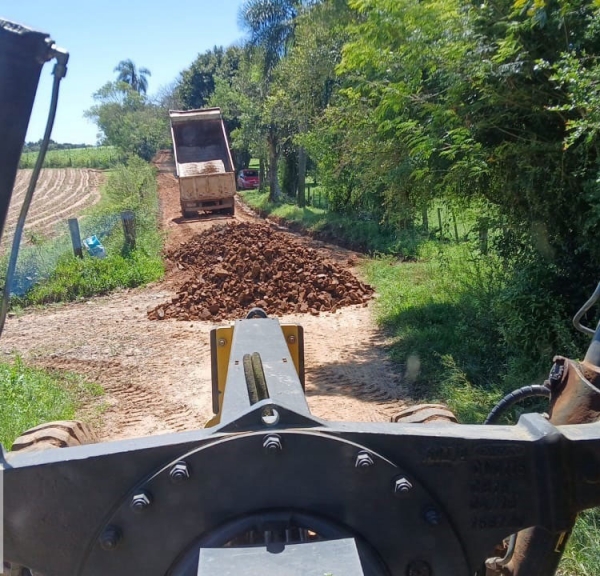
10;156;164;307
362;242;509;422
0;356;103;450
560;510;600;575
19;146;126;170
241;188;423;257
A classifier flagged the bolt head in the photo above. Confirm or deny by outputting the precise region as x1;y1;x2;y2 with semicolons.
170;461;190;483
394;477;413;495
287;334;296;344
130;491;152;513
99;526;121;551
218;338;227;347
355;451;374;470
263;434;283;454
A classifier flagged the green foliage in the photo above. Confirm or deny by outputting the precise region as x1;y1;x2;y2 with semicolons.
85;82;170;160
177;46;242;110
11;157;164;307
0;356;102;449
19;146;125;169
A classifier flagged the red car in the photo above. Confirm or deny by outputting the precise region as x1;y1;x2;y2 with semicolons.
237;169;260;190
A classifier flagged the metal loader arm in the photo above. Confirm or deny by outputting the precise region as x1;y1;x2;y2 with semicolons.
4;316;600;576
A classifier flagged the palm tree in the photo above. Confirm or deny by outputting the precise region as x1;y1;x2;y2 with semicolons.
239;0;301;76
239;0;303;201
114;59;151;95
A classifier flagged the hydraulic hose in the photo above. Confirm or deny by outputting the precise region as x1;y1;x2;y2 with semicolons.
483;384;551;425
0;45;69;338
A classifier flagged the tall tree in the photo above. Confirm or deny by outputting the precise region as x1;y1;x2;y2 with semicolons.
114;59;152;95
239;0;304;200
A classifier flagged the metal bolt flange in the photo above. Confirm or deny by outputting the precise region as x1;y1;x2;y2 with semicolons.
170;461;191;483
99;525;121;551
394;477;413;496
130;491;152;513
355;451;374;470
263;434;283;454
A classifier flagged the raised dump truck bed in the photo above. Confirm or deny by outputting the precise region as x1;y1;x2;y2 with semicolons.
169;108;236;217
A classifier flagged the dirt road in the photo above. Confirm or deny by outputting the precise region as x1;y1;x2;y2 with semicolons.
0;158;407;441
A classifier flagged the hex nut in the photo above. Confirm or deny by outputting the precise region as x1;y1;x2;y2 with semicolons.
170;461;191;483
355;451;374;470
130;491;152;513
394;477;413;495
263;434;283;454
99;525;121;551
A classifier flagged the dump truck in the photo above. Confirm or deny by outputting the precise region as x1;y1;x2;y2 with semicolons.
169;108;236;217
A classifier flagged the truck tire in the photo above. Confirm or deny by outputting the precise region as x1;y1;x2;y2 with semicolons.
4;421;98;575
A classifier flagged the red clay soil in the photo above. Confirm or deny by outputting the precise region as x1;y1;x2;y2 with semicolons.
147;222;374;322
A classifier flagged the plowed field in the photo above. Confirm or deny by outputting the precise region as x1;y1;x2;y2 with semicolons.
4;168;103;242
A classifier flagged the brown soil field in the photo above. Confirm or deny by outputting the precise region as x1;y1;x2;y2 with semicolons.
0;154;408;441
3;168;103;244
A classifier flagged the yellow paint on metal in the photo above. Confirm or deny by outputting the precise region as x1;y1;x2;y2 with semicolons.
205;323;302;428
281;324;301;377
205;326;233;428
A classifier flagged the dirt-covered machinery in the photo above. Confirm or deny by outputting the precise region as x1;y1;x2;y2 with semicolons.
4;19;600;576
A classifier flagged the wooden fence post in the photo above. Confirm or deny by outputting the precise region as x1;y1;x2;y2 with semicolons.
452;211;459;243
68;218;83;258
121;210;136;250
437;208;444;240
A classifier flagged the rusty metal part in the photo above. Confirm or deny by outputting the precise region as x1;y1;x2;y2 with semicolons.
392;404;458;424
486;356;600;576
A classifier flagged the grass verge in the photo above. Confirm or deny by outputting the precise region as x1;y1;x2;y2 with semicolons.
0;356;103;450
241;189;423;258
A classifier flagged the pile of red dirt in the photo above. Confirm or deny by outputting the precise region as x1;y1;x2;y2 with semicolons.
147;222;374;321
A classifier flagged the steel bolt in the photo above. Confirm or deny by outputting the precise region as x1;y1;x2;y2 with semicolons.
406;560;432;576
130;491;152;513
218;338;227;347
170;461;191;483
99;525;121;551
424;507;441;526
263;434;283;454
355;451;374;470
394;477;413;496
287;334;297;344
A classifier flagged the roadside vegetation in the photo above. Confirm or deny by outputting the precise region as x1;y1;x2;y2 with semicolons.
19;145;125;169
10;157;164;307
0;356;102;449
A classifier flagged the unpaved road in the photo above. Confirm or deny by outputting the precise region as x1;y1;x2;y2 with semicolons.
0;157;407;441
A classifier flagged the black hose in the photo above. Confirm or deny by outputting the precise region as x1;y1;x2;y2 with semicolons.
0;48;68;338
483;384;551;425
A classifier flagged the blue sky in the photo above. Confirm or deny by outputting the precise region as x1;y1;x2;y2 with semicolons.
3;0;246;144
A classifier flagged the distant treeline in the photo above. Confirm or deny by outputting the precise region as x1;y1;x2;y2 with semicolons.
23;140;94;153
